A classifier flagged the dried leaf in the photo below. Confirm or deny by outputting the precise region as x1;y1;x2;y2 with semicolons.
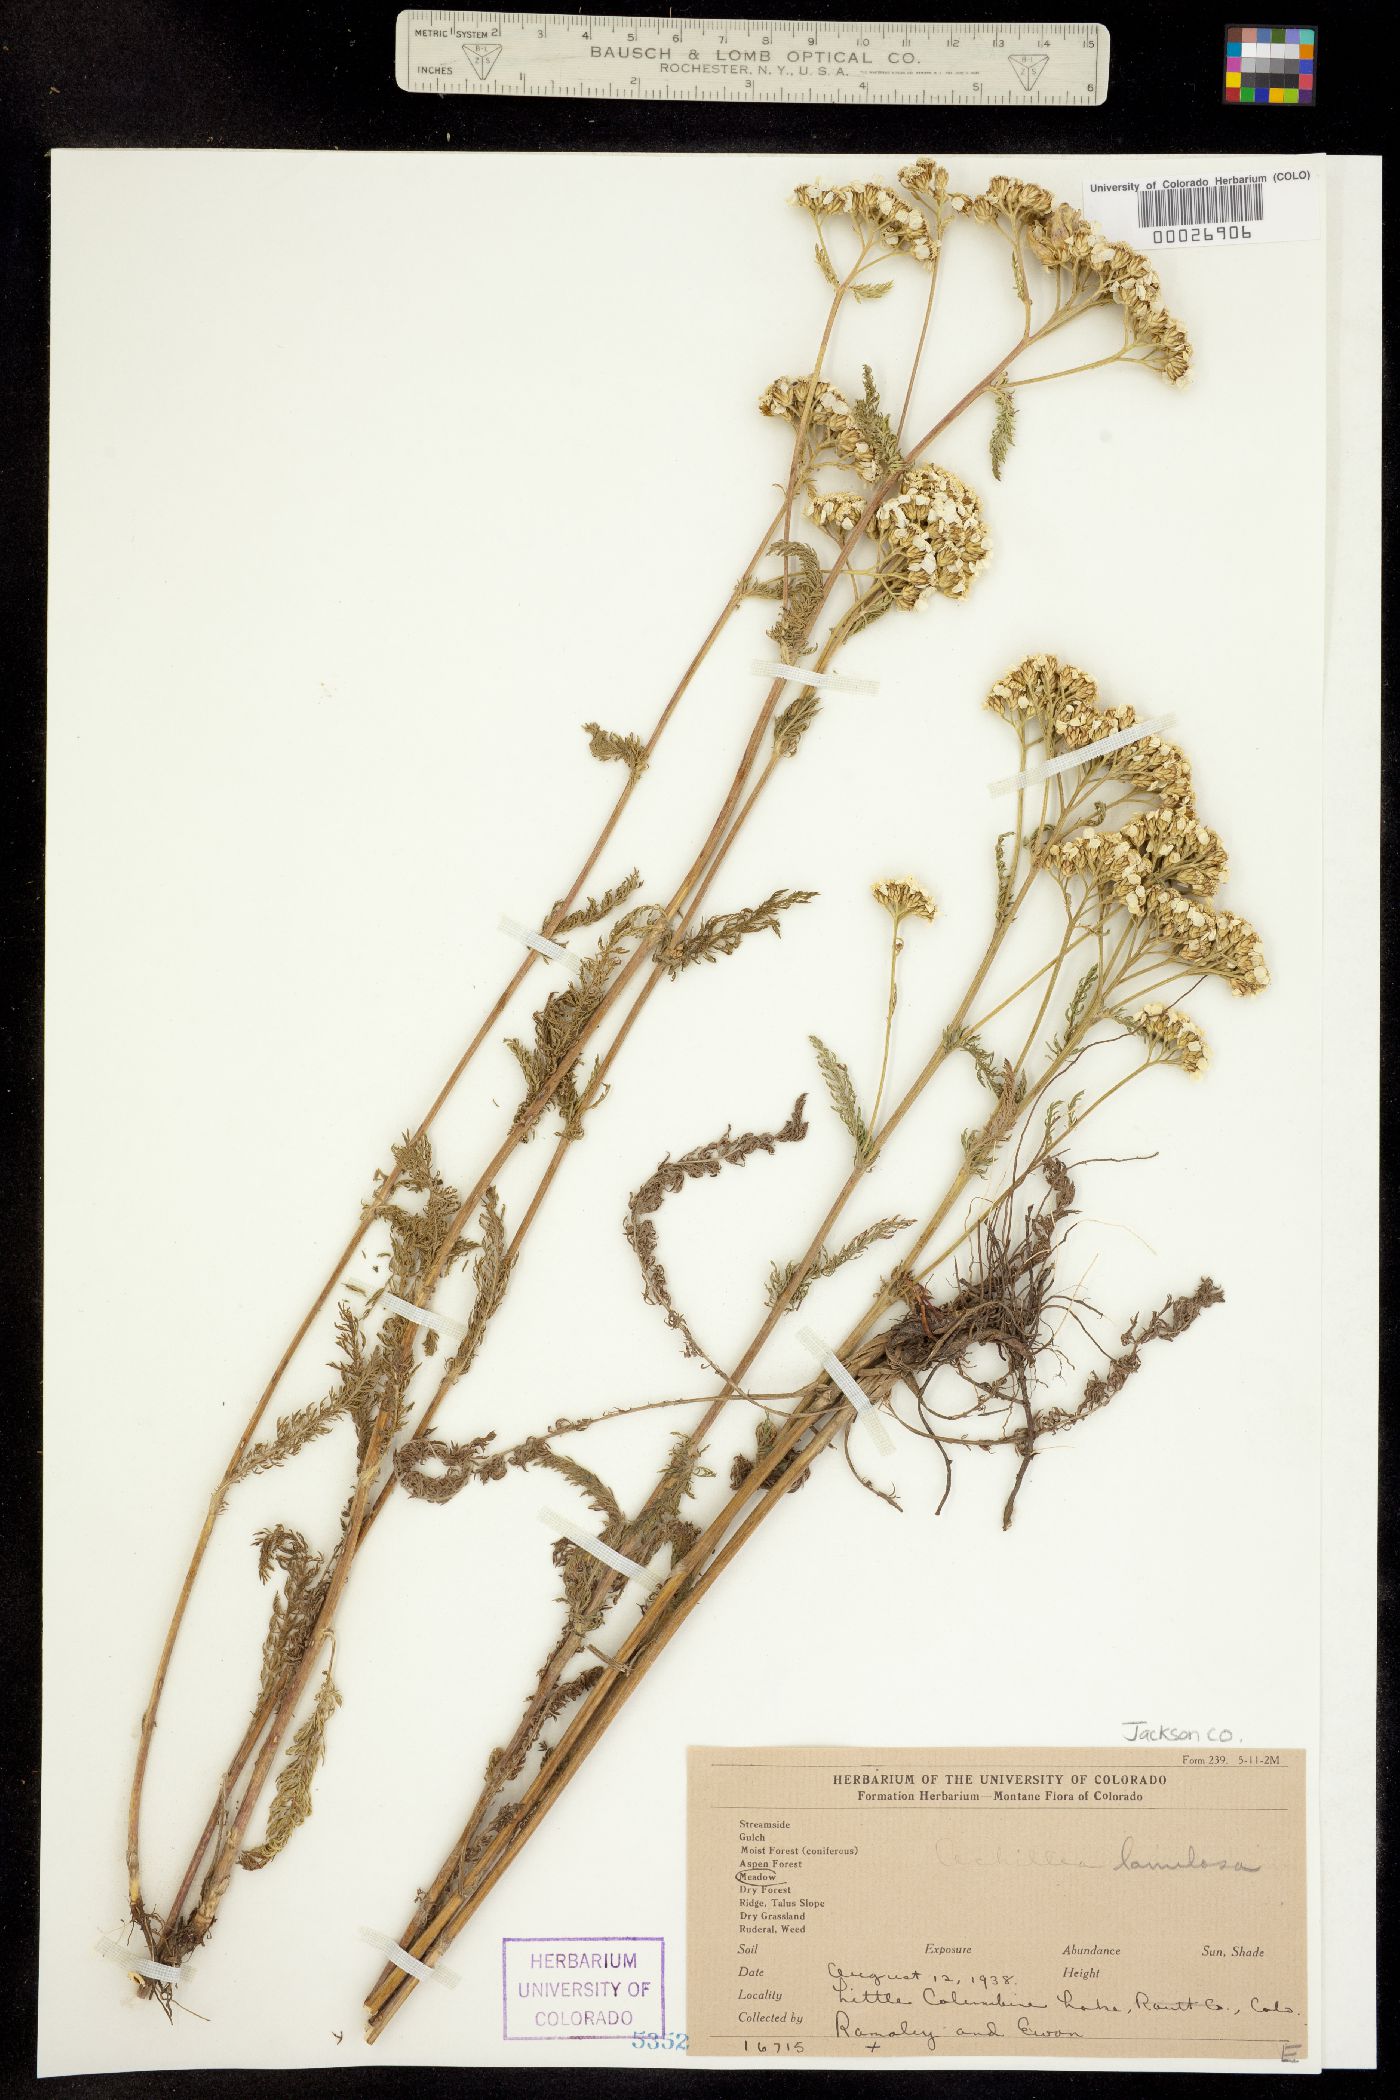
943;1023;1009;1097
232;1301;372;1482
542;1665;606;1721
548;869;644;936
393;1432;507;1503
766;1214;915;1311
239;1659;341;1871
250;1528;329;1708
446;1187;513;1379
750;539;825;663
849;365;904;478
989;375;1017;481
507;907;663;1137
772;689;821;758
1045;965;1099;1060
662;888;817;977
993;828;1015;924
1031;1279;1226;1440
583;721;647;778
380;1130;474;1300
510;1439;625;1531
809;1034;871;1161
625;1097;809;1367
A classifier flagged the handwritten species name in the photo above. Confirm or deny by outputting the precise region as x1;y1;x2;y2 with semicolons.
1116;1834;1261;1873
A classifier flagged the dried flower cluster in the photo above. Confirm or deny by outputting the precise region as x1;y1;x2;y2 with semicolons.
1123;1001;1211;1076
872;876;938;925
993;654;1268;997
986;655;1196;807
764;403;992;606
1044;810;1226;922
1122;806;1229;893
807;486;867;534
962;185;1195;385
873;462;992;604
791;179;937;263
1144;890;1271;994
897;157;951;207
1021;207;1194;385
759;373;883;483
958;174;1057;224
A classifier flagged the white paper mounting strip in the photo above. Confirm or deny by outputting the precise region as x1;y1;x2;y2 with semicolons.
95;1933;182;1985
498;913;584;977
357;1925;461;1991
379;1289;468;1343
988;714;1175;797
539;1506;647;1581
751;659;879;696
796;1326;895;1456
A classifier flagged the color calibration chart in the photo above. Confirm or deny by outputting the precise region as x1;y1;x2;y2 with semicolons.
1225;27;1316;105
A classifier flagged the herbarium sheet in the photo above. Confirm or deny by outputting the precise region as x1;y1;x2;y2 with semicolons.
42;149;1374;2073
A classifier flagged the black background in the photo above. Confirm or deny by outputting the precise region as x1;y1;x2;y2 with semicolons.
0;4;1389;2096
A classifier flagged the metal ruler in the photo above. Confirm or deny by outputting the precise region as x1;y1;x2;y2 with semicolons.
395;14;1110;106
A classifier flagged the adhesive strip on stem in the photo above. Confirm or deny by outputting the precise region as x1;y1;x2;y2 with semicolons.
988;714;1176;796
795;1327;895;1455
538;1507;647;1582
95;1934;182;1986
750;659;879;695
498;914;584;978
378;1291;468;1343
357;1925;460;1990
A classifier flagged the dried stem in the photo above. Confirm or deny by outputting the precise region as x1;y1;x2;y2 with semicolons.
140;249;981;1970
125;494;789;1953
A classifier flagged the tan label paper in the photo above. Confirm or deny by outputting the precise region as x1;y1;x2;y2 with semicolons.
687;1747;1306;2063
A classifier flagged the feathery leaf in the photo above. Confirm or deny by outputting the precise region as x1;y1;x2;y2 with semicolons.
772;688;821;758
548;868;644;936
989;375;1017;481
625;1097;809;1367
239;1659;341;1871
809;1034;872;1161
662;888;817;977
583;722;647;778
850;365;904;478
766;1213;915;1311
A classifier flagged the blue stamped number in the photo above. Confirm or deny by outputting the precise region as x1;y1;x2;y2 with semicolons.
630;2031;688;2051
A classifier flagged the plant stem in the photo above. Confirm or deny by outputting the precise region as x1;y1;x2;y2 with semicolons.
365;1400;854;2037
156;572;889;1965
896;244;942;442
145;527;878;1970
362;860;1047;2022
869;916;903;1133
125;494;787;1948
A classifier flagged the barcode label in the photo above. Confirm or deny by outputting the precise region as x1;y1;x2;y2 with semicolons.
1084;164;1321;250
1137;177;1264;228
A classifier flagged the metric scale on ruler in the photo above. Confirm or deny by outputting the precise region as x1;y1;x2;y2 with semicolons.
395;14;1110;106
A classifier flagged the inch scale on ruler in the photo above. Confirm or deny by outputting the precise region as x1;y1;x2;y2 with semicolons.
395;14;1110;106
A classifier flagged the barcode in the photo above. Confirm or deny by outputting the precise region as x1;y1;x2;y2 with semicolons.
1136;179;1265;229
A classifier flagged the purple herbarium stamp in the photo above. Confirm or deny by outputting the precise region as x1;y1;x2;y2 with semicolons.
502;1935;666;2040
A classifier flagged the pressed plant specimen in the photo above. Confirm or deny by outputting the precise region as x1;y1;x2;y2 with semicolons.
117;162;1205;2004
362;649;1267;2036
